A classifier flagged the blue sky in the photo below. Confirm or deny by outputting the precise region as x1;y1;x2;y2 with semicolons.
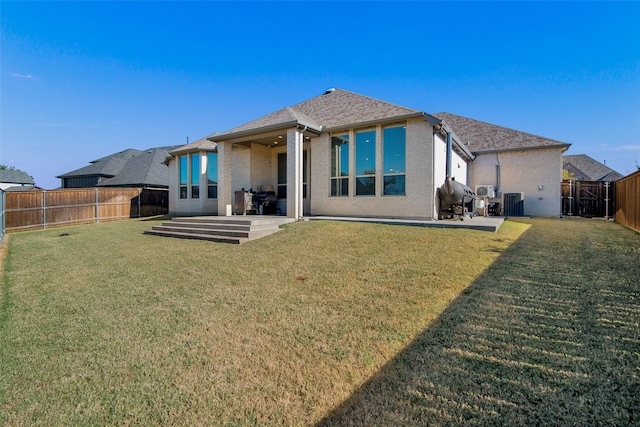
2;1;639;189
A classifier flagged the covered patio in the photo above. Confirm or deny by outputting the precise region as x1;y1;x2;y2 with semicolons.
208;107;322;220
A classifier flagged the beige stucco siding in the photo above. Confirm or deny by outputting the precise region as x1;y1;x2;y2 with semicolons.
309;118;437;219
469;147;564;217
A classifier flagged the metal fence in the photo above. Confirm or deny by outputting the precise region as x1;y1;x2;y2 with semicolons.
3;188;168;233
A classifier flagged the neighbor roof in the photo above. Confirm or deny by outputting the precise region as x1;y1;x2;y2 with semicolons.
0;169;34;185
58;147;179;188
563;154;623;181
434;112;571;153
210;88;425;141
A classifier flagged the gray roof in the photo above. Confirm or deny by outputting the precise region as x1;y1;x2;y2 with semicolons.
210;88;425;140
0;169;35;185
169;137;217;156
4;184;39;192
434;112;571;153
58;146;179;188
563;154;623;181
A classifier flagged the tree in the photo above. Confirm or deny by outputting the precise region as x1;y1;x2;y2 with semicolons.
0;164;17;171
562;169;576;180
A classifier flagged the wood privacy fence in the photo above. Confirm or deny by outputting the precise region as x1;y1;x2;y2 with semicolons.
614;170;640;233
2;188;168;233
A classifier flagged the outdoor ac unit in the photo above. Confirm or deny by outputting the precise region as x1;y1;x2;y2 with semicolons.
475;185;496;198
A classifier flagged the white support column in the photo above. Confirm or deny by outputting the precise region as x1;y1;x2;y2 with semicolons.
286;128;304;219
217;141;233;216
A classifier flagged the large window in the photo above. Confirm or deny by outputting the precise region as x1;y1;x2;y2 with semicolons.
190;153;200;199
355;130;376;196
330;134;349;196
207;153;218;199
179;154;201;199
179;155;188;199
383;126;406;195
277;152;287;199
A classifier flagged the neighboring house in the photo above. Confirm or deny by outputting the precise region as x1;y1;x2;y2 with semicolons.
0;169;35;191
166;89;570;219
563;154;623;182
435;113;571;217
57;147;179;188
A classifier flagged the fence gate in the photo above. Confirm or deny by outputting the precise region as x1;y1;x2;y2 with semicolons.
562;180;615;218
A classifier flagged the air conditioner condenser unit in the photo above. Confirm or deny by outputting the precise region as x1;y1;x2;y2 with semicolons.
475;185;496;198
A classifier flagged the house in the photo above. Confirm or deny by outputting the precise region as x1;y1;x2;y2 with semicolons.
166;89;570;220
563;154;623;182
0;169;36;191
435;113;570;217
57;146;179;189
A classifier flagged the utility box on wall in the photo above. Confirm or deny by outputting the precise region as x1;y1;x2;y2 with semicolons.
503;192;525;216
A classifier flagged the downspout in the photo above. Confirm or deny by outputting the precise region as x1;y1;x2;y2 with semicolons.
297;124;307;220
495;152;501;193
445;131;453;178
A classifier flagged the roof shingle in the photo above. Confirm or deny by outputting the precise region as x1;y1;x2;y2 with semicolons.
434;112;570;153
211;88;424;140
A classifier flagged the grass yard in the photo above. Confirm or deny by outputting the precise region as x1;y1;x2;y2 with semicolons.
1;217;638;425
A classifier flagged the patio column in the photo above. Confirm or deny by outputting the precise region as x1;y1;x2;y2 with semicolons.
217;140;233;216
286;128;304;219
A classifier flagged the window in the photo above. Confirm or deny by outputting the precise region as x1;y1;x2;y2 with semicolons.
207;153;218;199
355;130;376;196
190;153;200;199
179;154;201;199
330;134;349;196
277;152;287;199
303;150;308;199
179;155;188;199
383;126;406;195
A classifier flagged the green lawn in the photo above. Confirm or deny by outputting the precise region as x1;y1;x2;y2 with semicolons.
1;217;638;425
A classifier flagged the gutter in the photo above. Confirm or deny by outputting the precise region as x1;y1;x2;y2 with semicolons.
208;120;322;143
323;112;425;133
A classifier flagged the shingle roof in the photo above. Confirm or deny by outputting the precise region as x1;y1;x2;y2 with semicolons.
169;137;217;156
58;146;179;188
210;88;425;140
434;112;570;153
563;154;623;181
0;169;34;185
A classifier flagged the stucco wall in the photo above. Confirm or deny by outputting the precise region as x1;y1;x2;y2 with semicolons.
309;118;438;219
469;147;565;217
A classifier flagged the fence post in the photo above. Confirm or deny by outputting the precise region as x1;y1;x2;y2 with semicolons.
0;190;5;242
604;181;610;220
96;188;99;223
43;190;47;229
568;180;574;216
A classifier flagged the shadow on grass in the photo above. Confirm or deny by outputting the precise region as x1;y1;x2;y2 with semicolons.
317;221;640;426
